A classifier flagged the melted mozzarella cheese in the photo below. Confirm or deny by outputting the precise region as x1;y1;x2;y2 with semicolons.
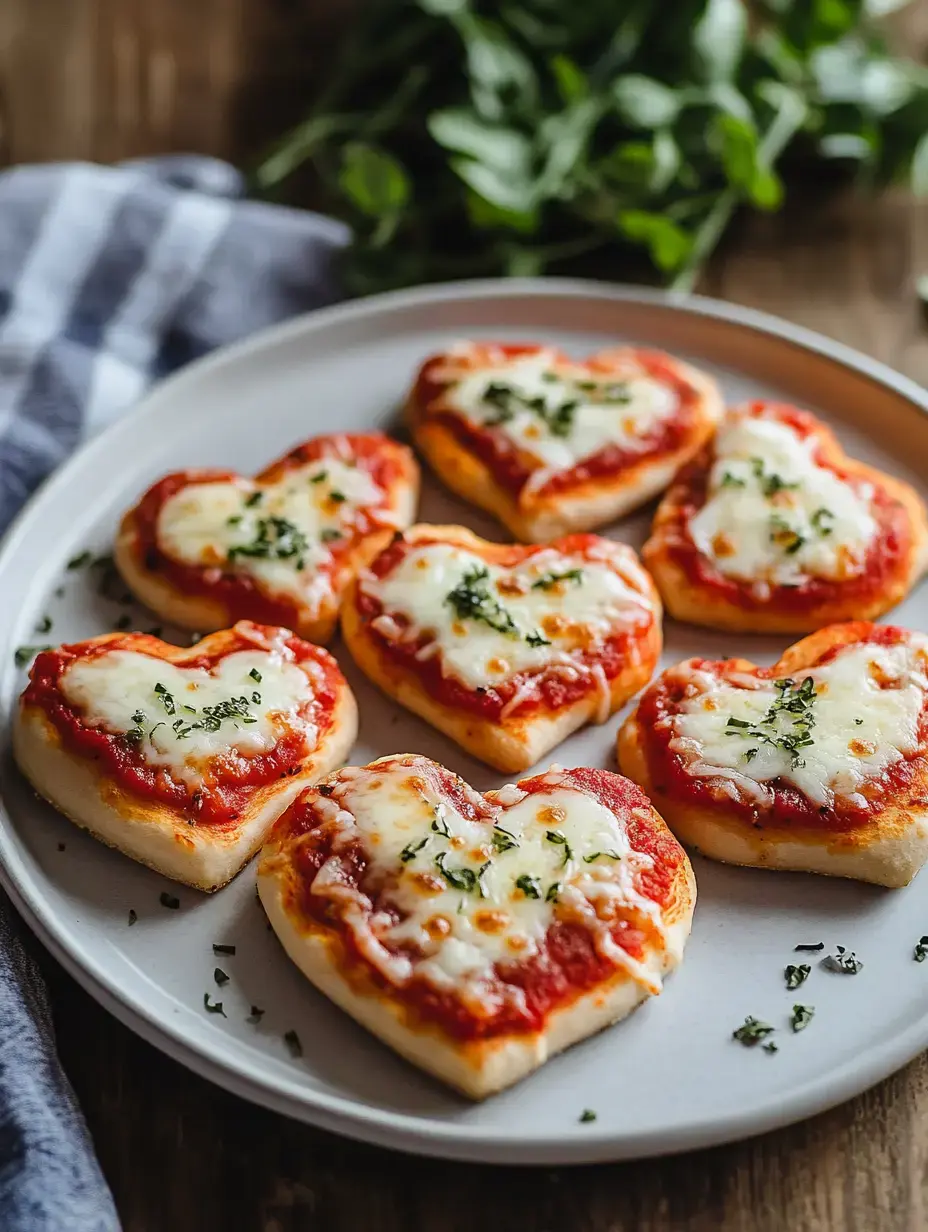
157;457;385;606
312;760;666;1004
443;349;679;485
669;641;928;808
363;542;653;691
688;415;876;584
61;647;314;786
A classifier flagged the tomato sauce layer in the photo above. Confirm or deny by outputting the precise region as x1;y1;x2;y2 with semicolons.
359;533;652;721
637;627;928;832
24;626;340;826
129;433;407;625
663;405;911;614
414;345;701;500
281;763;683;1041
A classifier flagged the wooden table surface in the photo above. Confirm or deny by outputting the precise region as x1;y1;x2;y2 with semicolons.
5;4;928;1230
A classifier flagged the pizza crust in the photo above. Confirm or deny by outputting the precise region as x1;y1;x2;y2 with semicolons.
407;347;724;543
13;641;359;892
617;624;928;888
114;436;419;644
340;524;662;773
644;410;928;634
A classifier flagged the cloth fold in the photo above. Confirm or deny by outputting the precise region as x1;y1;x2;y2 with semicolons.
0;155;349;1228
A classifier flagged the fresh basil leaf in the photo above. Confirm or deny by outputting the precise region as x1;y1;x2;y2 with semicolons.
458;16;539;123
428;109;532;173
612;75;681;128
451;157;538;215
339;143;410;218
550;54;587;104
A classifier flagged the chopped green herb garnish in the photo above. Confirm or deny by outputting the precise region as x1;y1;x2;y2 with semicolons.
526;629;551;648
127;909;138;927
247;1006;265;1024
159;892;180;910
822;945;862;974
763;1040;778;1054
212;944;236;956
916;936;928;962
154;683;176;715
579;1109;597;1123
67;551;92;570
228;516;309;569
491;826;519;853
724;676;816;769
34;615;52;634
583;850;622;863
320;528;343;542
720;470;746;489
545;829;573;866
310;470;328;484
435;852;478;893
791;1004;814;1032
532;568;583;591
445;565;519;637
249;668;262;683
401;836;429;863
811;507;835;537
244;491;263;507
794;941;824;952
785;964;810;990
214;967;230;987
284;1030;302;1057
14;645;51;667
480;381;579;436
431;806;452;838
769;514;805;555
546;881;561;902
854;717;864;725
732;1016;775;1046
203;993;226;1016
227;515;242;526
131;709;146;725
329;490;346;503
515;873;541;900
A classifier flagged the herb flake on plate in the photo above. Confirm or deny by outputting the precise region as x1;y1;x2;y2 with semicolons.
785;964;810;990
791;1004;814;1033
732;1016;775;1047
203;993;226;1017
822;946;863;975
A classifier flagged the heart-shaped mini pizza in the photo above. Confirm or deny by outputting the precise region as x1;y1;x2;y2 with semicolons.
258;754;694;1097
406;342;723;542
618;622;928;888
644;401;928;633
115;433;419;644
14;622;357;891
341;524;662;772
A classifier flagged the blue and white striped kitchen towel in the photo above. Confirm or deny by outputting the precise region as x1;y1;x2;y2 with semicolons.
0;154;348;1231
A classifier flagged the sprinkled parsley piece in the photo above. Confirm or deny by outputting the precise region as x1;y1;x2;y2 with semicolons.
794;941;825;952
445;565;518;637
546;881;561;902
532;568;583;591
763;1041;778;1054
159;891;180;910
14;645;51;667
127;909;138;927
244;491;263;507
247;1006;265;1024
732;1016;775;1046
579;1109;597;1123
791;1004;814;1032
67;551;92;570
785;963;810;990
545;829;573;866
203;993;226;1016
435;852;478;893
249;668;262;683
228;516;309;570
822;945;863;974
213;943;236;956
515;873;541;900
915;936;928;962
430;807;452;838
284;1030;302;1058
491;826;519;853
214;967;230;987
320;528;343;543
583;850;622;864
34;615;52;634
400;836;429;863
725;676;816;769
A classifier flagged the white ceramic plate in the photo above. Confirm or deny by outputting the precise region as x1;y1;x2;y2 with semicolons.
2;279;928;1165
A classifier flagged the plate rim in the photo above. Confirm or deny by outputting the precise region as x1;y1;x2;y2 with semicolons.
2;276;927;1164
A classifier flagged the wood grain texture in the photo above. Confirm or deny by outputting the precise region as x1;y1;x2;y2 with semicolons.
5;2;928;1230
